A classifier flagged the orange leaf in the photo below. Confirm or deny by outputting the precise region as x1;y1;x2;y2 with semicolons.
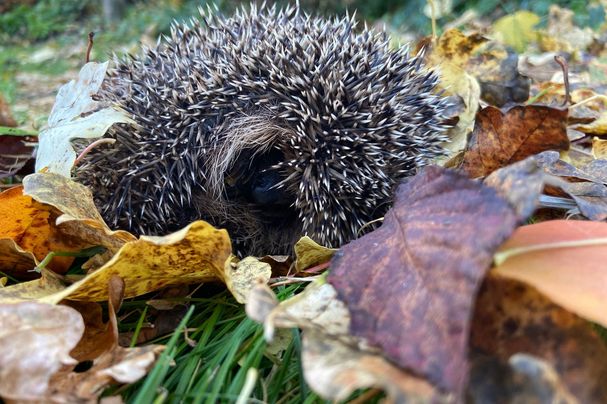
493;220;607;327
0;186;76;275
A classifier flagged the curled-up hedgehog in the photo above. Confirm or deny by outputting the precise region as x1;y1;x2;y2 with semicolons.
77;4;451;255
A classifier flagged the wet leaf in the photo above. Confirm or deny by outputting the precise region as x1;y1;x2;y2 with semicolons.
460;105;569;178
327;166;520;397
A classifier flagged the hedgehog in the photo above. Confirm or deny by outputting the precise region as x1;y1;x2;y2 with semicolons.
77;4;451;256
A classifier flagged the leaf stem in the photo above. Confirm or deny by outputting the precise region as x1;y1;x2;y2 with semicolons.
494;237;607;266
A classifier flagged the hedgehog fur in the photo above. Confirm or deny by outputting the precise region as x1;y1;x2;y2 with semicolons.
77;4;451;255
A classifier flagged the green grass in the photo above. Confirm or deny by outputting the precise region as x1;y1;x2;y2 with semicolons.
112;285;325;403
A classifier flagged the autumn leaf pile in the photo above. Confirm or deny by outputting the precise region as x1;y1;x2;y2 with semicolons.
2;4;607;403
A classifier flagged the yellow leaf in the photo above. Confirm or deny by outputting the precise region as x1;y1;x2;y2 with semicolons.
293;236;337;272
493;11;540;53
0;220;231;303
221;256;272;304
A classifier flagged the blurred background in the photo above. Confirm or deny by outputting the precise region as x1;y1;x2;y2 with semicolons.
0;0;605;130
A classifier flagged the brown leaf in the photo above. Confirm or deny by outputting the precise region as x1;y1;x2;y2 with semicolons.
468;352;578;403
246;280;448;402
0;302;83;401
484;154;547;219
471;274;607;402
327;166;520;398
460;105;569;178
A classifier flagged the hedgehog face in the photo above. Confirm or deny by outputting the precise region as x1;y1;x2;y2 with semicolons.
76;5;451;256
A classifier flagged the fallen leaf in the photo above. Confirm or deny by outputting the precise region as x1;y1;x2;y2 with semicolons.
0;185;81;275
246;280;448;402
0;220;231;303
0;302;83;401
540;5;595;55
423;29;485;161
293;236;337;273
493;11;540;53
467;43;530;107
221;256;272;304
460;105;569;178
592;137;607;159
327;166;520;398
35;62;134;177
468;352;578;403
471;274;607;402
0;133;36;179
484;154;547;219
493;220;607;328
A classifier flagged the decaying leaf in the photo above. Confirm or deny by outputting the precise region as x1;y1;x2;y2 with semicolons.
326;166;520;398
493;220;607;328
468;353;578;403
0;132;36;179
293;236;337;273
423;29;485;161
0;220;231;303
0;302;83;401
48;276;164;403
0;185;81;275
246;280;448;402
23;172;136;254
484;154;548;219
35;61;134;177
221;256;272;304
467;43;530;107
460;105;569;178
471;274;607;402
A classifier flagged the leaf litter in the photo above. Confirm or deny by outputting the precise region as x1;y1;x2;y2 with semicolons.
3;3;607;403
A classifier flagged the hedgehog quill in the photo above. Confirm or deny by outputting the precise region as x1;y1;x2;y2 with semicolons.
77;4;452;255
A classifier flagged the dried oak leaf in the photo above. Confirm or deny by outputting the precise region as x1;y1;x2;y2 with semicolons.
0;302;83;401
327;166;520;398
460;105;569;178
471;274;607;402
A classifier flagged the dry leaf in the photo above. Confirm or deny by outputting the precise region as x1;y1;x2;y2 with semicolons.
493;220;607;328
327;166;520;398
0;185;80;275
221;256;271;304
460;105;569;178
247;280;448;402
293;236;336;273
471;274;607;402
0;302;83;401
0;220;231;303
